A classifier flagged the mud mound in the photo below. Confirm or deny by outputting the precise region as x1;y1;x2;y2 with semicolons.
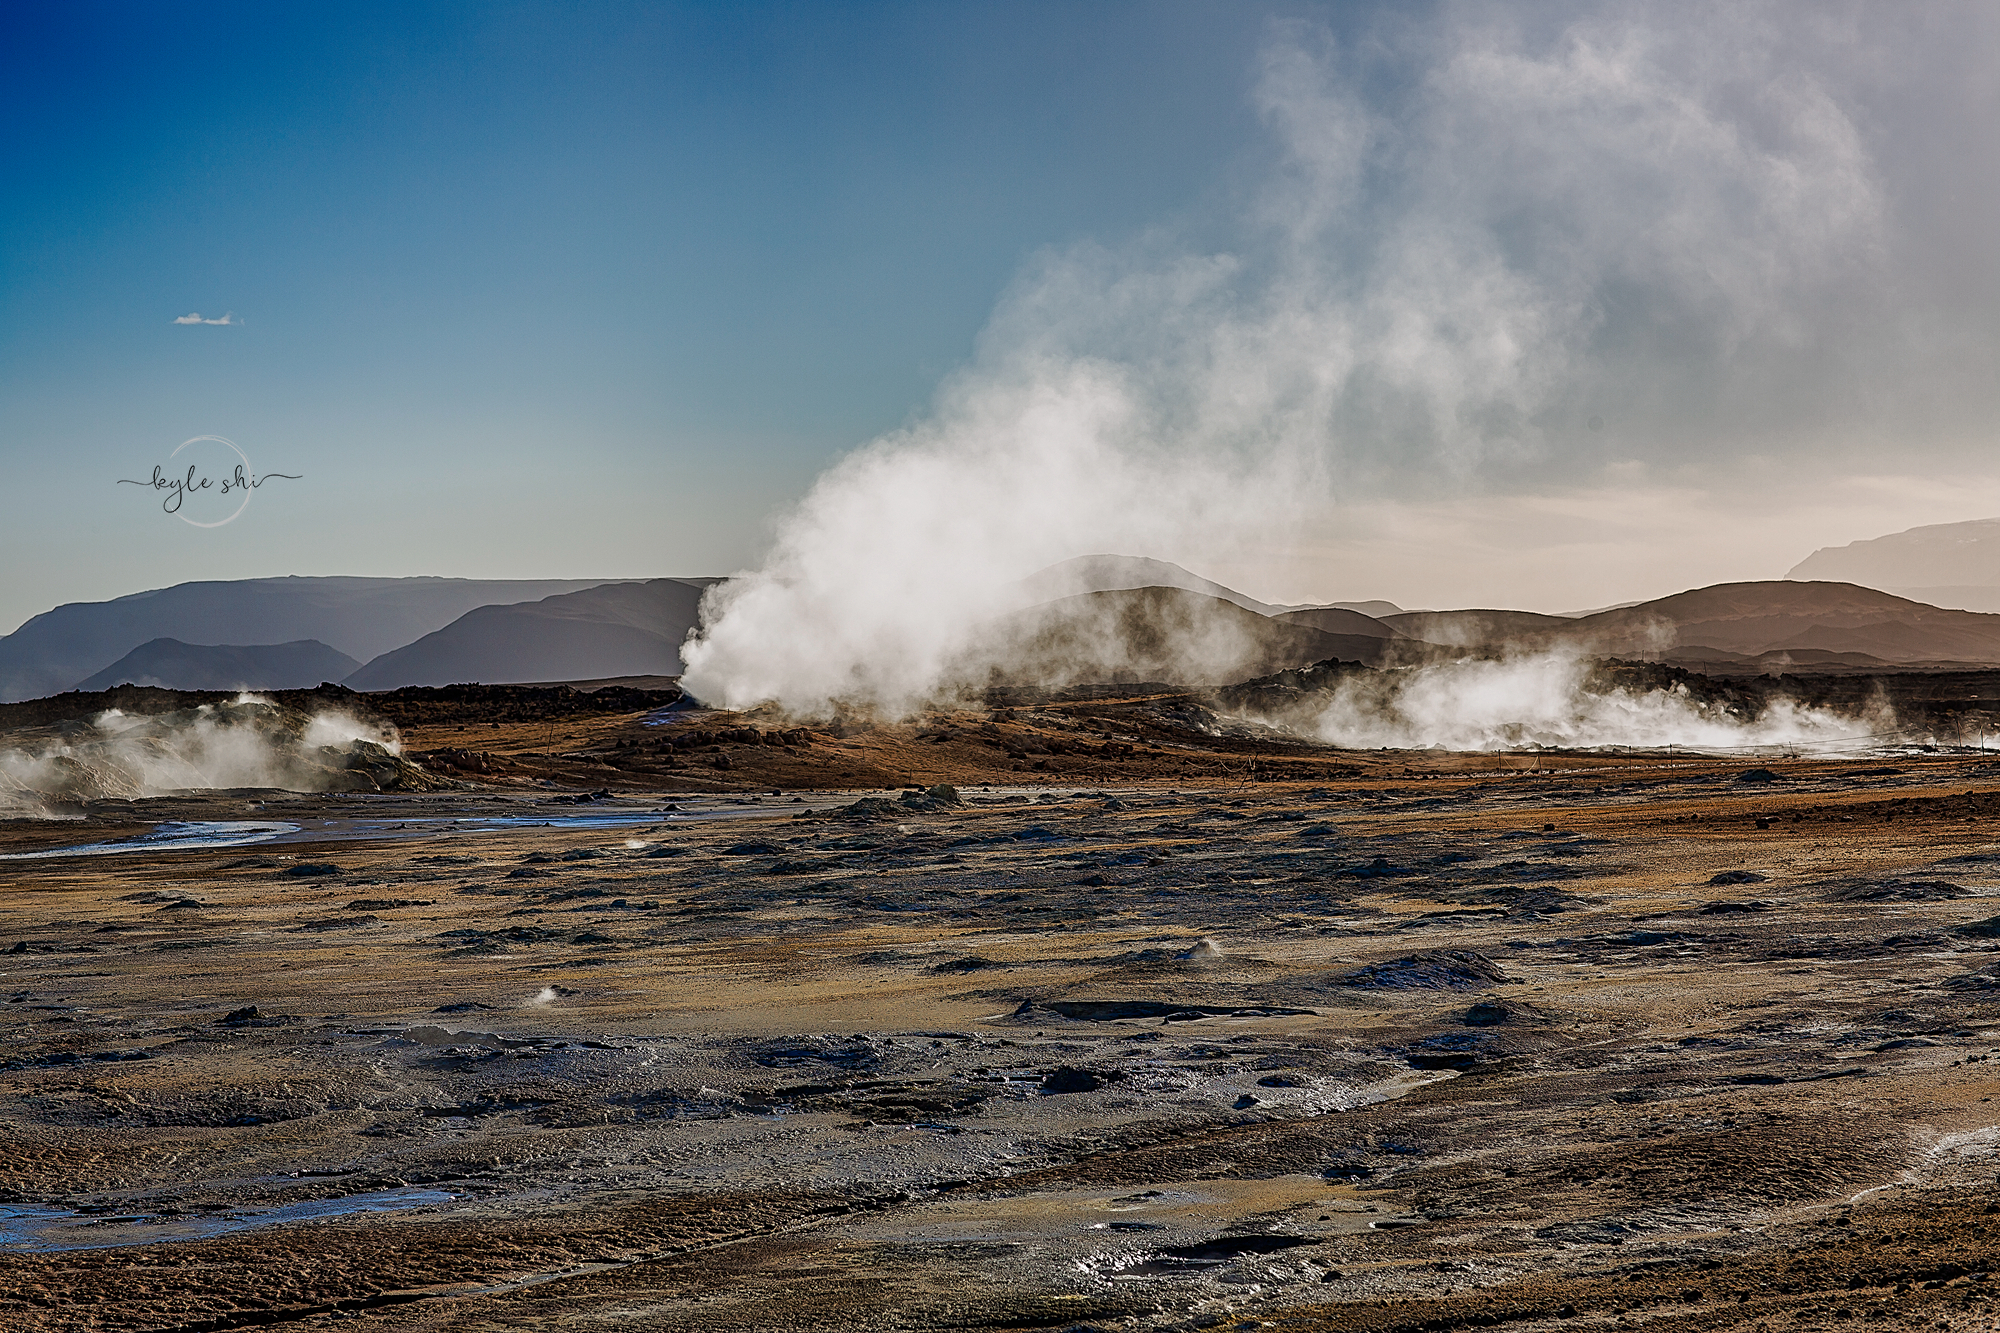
1338;949;1514;989
826;786;962;822
1822;879;1969;902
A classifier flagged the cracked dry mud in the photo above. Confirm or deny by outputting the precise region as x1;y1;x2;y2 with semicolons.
8;754;2000;1330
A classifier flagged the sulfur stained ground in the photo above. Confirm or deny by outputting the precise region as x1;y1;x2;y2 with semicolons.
5;716;2000;1329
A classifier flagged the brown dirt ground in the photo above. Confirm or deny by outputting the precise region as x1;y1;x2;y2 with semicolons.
5;695;2000;1328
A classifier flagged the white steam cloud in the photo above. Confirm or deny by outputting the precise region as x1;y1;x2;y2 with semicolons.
172;311;237;325
0;697;411;817
683;5;1984;720
1286;652;1876;752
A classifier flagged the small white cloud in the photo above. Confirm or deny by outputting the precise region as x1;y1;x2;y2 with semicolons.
172;312;237;325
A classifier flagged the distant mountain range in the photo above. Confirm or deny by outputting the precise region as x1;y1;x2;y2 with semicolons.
0;575;711;702
0;576;617;702
979;573;2000;683
16;523;2000;703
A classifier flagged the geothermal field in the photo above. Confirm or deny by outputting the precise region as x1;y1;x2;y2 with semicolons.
18;0;2000;1325
7;655;2000;1332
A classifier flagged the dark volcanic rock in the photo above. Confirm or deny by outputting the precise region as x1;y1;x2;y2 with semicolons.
1824;879;1968;903
1943;963;2000;991
1338;950;1513;990
931;956;1007;973
1039;1066;1105;1094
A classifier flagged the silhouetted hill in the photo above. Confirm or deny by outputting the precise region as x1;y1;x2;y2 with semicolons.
1271;606;1402;637
1790;518;2000;586
1381;609;1575;645
345;579;712;689
1348;582;2000;666
1566;581;2000;661
1789;519;2000;614
0;576;621;702
74;639;361;692
1323;600;1405;618
969;586;1406;687
1019;555;1301;616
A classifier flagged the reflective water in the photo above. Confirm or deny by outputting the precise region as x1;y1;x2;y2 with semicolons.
0;1188;456;1252
0;797;850;859
0;820;299;860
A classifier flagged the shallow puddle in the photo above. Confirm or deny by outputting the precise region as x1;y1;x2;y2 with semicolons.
0;820;299;860
0;797;852;859
0;1188;456;1252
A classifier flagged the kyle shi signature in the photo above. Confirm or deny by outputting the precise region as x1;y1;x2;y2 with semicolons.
118;436;301;527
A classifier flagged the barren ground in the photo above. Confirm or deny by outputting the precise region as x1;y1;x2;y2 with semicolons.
5;697;2000;1329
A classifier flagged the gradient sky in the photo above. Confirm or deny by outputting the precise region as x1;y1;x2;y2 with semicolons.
0;1;1297;630
4;1;1997;633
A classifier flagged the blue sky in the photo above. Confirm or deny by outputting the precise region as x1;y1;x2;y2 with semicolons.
4;2;1998;633
0;1;1312;629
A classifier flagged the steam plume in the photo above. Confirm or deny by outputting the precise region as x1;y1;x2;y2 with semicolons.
0;697;426;817
684;7;1968;719
1283;652;1876;752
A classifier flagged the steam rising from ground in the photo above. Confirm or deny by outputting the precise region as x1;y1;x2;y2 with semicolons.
1289;653;1876;752
683;6;1946;723
0;698;419;817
